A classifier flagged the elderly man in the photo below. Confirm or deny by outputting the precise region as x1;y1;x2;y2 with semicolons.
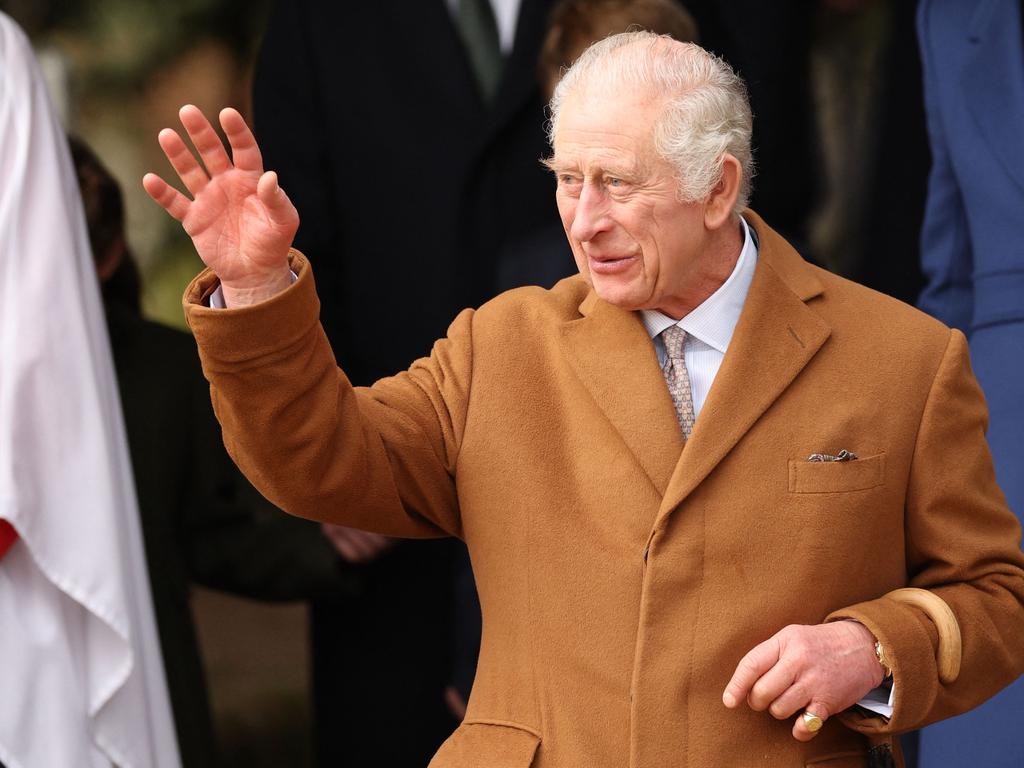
145;34;1024;768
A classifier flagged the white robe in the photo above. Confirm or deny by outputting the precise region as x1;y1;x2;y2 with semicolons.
0;12;180;768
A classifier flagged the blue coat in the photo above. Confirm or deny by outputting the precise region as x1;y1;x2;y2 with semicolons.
917;1;1024;765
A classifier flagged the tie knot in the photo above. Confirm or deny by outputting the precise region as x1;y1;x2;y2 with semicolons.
661;325;687;362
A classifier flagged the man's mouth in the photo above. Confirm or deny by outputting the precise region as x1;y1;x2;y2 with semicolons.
588;252;637;274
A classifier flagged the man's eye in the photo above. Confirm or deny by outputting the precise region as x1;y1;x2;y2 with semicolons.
559;174;579;185
607;176;623;187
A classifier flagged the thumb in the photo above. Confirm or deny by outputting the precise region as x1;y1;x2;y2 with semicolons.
793;699;831;742
257;171;298;228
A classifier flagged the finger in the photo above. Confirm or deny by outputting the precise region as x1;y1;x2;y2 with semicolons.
767;677;811;720
332;535;362;563
792;700;830;742
220;107;263;173
748;659;799;713
321;525;344;548
351;529;385;546
359;532;393;558
444;686;467;721
343;531;377;562
157;128;209;197
356;531;394;559
347;529;378;547
257;171;298;227
723;636;781;709
321;525;361;561
142;172;190;222
179;104;232;176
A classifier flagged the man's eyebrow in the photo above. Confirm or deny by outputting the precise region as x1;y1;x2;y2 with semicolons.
540;156;646;181
540;156;570;173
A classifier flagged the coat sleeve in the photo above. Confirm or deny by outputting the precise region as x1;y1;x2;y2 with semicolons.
179;341;362;602
915;0;974;332
826;329;1024;735
184;251;468;540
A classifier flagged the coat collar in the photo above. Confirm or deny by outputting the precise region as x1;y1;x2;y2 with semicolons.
558;211;830;511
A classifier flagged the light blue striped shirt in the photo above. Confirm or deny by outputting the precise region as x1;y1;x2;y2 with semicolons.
640;216;758;419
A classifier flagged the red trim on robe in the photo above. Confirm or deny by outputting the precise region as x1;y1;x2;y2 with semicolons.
0;519;17;560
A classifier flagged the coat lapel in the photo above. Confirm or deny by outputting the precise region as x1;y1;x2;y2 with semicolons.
962;0;1024;194
557;215;830;512
656;215;832;523
559;293;684;497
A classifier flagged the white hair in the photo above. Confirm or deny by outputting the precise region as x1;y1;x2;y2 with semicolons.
547;32;755;213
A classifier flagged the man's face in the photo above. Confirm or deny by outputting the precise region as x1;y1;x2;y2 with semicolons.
549;87;710;319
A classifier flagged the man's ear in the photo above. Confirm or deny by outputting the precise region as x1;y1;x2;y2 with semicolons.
704;154;741;230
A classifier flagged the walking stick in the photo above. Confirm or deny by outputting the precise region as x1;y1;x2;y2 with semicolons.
866;588;962;768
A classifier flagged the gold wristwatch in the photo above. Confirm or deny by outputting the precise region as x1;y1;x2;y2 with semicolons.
874;640;892;679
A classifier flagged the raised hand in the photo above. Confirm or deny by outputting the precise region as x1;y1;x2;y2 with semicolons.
143;105;297;306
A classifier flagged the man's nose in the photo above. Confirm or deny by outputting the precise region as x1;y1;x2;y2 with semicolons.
570;182;609;242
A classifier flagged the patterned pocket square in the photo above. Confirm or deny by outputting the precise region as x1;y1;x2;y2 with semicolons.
806;449;858;462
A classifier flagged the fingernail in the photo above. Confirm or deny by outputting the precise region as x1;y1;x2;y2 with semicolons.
723;691;736;708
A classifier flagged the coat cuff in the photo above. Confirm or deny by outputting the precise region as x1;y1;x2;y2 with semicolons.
827;597;941;732
182;249;321;368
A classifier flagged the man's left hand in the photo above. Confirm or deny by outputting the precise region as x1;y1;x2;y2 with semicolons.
722;620;885;741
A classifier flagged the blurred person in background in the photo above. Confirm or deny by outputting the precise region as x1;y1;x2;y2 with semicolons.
537;0;698;99
911;1;1024;766
807;0;929;306
252;2;564;763
681;0;819;255
0;11;179;767
70;135;363;767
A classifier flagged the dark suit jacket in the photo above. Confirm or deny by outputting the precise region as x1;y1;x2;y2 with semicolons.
683;0;818;249
914;1;1024;765
106;304;354;767
254;0;567;381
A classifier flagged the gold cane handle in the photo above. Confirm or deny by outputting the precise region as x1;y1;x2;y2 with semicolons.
886;588;962;684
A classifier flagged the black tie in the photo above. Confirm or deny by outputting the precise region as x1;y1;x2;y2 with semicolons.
455;0;504;102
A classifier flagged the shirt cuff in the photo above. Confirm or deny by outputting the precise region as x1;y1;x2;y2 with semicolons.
208;271;298;308
856;677;895;719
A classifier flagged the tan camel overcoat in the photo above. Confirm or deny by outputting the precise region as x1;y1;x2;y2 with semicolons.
184;213;1024;768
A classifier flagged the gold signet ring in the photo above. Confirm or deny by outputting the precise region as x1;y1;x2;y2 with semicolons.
802;711;824;732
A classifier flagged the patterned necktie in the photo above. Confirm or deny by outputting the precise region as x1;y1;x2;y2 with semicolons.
661;325;696;439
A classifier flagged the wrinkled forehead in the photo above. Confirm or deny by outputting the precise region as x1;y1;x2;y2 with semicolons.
551;85;665;160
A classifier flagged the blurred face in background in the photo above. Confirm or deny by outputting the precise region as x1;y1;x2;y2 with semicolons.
537;0;700;100
547;86;712;319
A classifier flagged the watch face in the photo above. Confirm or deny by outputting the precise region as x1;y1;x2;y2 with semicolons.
875;641;891;677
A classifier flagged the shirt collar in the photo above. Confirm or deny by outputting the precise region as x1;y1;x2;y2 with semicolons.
640;216;758;353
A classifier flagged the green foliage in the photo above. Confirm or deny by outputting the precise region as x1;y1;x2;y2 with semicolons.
2;0;271;87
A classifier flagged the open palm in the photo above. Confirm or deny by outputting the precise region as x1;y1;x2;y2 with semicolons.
143;105;297;302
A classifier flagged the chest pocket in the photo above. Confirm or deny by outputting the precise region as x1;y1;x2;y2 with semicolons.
429;721;541;767
788;453;886;494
